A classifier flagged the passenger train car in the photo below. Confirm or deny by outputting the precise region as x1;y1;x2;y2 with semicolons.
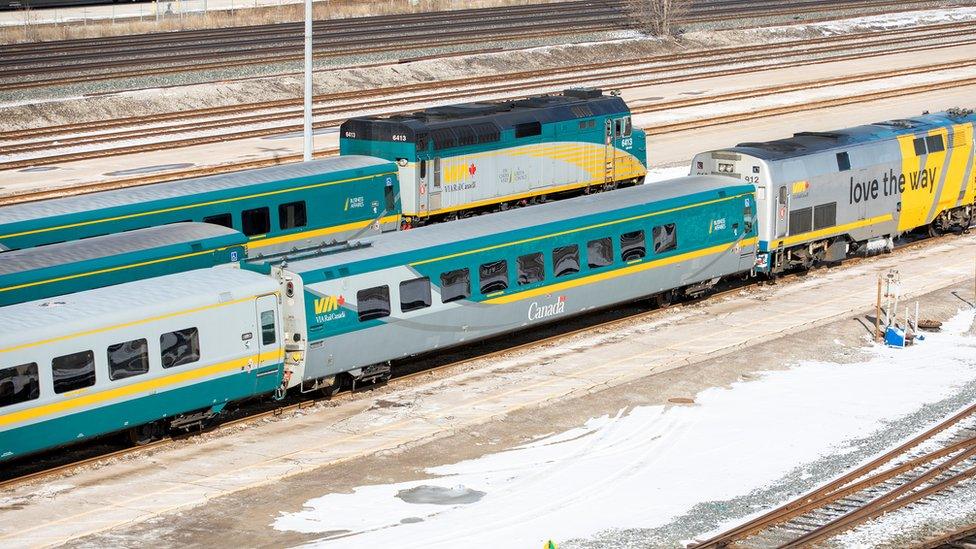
0;268;285;460
252;176;754;390
340;88;648;228
0;177;751;459
691;109;976;274
0;156;399;253
0;223;245;307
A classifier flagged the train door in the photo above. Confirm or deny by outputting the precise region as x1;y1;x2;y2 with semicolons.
253;294;282;391
604;119;615;186
429;157;442;214
775;185;789;238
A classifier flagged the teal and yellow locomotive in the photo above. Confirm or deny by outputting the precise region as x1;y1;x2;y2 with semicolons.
340;88;648;228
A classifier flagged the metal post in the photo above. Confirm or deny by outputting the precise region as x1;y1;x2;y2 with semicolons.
302;0;313;162
875;276;882;342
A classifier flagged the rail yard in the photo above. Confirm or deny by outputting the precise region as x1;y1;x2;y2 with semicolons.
3;1;976;548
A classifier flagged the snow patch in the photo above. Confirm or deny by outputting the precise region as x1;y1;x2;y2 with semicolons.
273;309;976;548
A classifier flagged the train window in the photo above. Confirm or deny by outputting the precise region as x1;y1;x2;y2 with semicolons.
814;202;837;230
440;269;470;303
160;328;200;369
400;278;432;312
622;117;632;137
778;186;788;205
420;160;427;179
278;201;307;230
913;137;927;156
614;119;622;137
0;363;39;407
836;152;851;172
652;224;678;254
552;245;580;277
385;179;396;211
107;339;149;381
52;351;95;394
479;260;509;294
260;311;276;345
242;207;270;236
587;237;613;268
620;230;646;261
926;135;945;153
517;252;545;285
357;286;390;321
203;213;233;229
515;122;542;139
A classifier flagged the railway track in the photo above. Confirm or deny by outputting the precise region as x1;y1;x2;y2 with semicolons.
695;400;976;548
0;225;965;500
4;18;976;175
0;0;963;91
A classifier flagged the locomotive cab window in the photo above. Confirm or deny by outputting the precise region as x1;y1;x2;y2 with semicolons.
203;213;233;229
552;245;580;277
620;230;646;261
587;237;613;268
652;224;678;254
913;137;928;156
440;268;471;303
926;135;945;153
260;311;276;345
400;278;432;312
836;152;851;172
385;179;396;211
622;117;632;137
108;338;149;381
160;328;200;369
278;201;307;230
517;253;545;286
357;286;391;322
242;207;270;236
0;363;39;407
479;260;509;294
52;350;96;394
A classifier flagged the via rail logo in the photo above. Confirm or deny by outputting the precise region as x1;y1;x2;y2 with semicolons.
314;294;347;323
528;295;567;321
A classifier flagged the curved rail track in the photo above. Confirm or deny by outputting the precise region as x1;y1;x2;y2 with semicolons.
0;228;967;508
695;402;976;548
3;18;976;177
0;0;966;90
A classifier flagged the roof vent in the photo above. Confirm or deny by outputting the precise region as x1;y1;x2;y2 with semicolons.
793;131;842;140
947;107;975;118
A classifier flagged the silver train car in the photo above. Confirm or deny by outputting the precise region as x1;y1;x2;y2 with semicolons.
691;110;976;274
0;268;287;460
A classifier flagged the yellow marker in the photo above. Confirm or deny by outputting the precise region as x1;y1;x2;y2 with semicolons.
544;541;558;549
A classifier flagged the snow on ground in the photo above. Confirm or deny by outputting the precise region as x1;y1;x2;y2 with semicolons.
773;7;976;35
272;310;976;548
643;165;689;183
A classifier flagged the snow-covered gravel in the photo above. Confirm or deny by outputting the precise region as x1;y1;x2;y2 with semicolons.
271;309;976;548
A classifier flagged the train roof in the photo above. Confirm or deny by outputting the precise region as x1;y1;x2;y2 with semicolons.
340;88;629;150
0;267;275;343
721;109;976;161
274;175;751;274
0;156;392;225
0;222;243;275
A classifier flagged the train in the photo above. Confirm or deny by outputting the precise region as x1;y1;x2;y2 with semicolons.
692;108;976;274
0;176;754;460
1;108;973;461
0;89;647;253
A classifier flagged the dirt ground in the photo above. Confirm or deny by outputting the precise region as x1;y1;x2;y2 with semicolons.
65;279;976;549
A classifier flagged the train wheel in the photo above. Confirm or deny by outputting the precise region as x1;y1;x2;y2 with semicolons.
128;421;166;446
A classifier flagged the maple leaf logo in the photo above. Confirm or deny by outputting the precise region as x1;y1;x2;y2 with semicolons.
337;295;345;306
468;163;477;176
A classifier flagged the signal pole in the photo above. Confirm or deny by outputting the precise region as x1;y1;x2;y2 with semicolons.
302;0;313;162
